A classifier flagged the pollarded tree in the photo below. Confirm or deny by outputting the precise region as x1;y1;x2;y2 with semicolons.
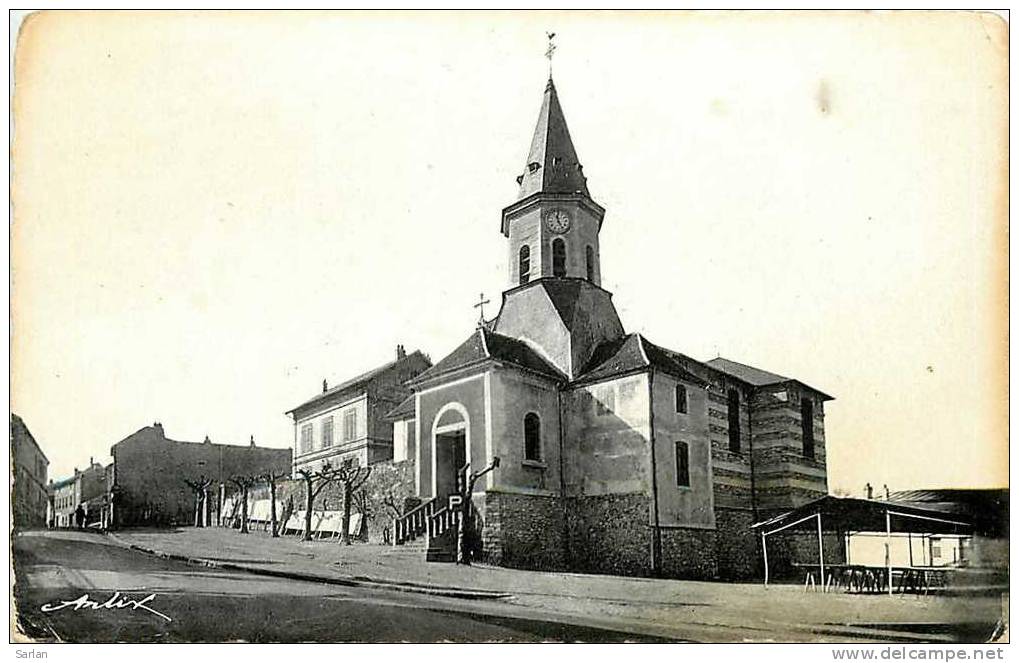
337;466;372;545
296;463;343;541
229;474;257;534
184;476;213;528
260;470;289;537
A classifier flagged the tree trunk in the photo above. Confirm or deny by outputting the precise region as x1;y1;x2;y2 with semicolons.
341;482;352;545
303;478;314;541
270;480;279;538
240;487;249;534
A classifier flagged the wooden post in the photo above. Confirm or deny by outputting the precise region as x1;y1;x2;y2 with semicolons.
816;512;825;592
885;510;893;595
761;532;770;587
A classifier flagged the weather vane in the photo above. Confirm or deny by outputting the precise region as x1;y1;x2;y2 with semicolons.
545;32;557;78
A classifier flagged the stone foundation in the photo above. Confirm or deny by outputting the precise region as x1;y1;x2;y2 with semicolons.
482;491;566;570
566;492;654;577
659;526;717;579
714;507;760;580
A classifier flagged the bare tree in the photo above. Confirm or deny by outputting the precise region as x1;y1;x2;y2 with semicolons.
260;470;288;537
337;466;372;545
184;476;213;527
457;456;500;565
296;463;343;541
229;474;257;534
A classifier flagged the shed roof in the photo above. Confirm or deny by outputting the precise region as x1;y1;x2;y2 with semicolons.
752;495;974;536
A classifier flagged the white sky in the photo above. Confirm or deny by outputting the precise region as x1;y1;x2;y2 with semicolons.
11;11;1007;493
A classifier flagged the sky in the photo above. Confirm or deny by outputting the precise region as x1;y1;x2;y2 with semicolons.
11;11;1008;493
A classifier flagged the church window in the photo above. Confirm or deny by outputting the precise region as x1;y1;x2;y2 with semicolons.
523;413;541;461
675;441;690;487
727;389;741;453
343;409;358;442
322;416;334;448
586;245;595;281
552;238;567;277
675;384;688;414
595;386;615;416
300;424;313;453
801;397;815;459
519;245;530;285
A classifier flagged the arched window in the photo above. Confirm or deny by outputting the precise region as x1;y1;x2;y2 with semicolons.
523;413;541;461
519;245;530;285
586;245;595;282
552;238;567;277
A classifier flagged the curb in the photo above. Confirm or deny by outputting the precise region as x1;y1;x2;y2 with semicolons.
109;534;512;602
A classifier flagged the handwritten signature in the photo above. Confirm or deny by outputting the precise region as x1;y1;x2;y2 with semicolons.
41;592;172;622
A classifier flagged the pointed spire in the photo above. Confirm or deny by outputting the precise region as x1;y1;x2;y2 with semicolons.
516;78;590;199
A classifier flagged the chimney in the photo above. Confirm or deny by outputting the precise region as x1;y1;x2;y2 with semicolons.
865;482;873;499
883;484;890;500
396;344;406;360
323;379;328;393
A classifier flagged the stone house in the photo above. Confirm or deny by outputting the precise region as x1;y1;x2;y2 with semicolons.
389;77;836;579
10;414;49;528
286;346;431;474
109;422;291;527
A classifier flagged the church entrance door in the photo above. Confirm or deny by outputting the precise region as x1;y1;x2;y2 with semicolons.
435;430;467;501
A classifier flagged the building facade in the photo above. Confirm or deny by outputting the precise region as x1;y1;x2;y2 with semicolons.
10;414;49;528
109;422;292;527
287;346;431;474
50;476;76;528
397;78;835;579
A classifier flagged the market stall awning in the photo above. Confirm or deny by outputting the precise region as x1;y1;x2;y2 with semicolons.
752;495;974;537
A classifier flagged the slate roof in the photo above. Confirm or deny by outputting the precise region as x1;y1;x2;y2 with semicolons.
706;356;834;400
286;350;430;415
383;394;416;421
412;328;565;384
705;357;790;386
516;78;590;199
575;334;708;386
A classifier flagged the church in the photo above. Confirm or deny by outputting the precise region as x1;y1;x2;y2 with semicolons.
385;76;836;580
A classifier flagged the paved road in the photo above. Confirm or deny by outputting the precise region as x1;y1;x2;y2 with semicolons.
12;529;677;643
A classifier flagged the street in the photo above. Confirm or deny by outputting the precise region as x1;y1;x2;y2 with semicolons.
12;529;676;643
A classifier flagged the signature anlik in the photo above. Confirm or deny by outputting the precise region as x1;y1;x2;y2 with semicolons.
40;592;172;622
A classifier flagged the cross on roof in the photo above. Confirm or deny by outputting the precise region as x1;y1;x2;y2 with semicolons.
545;32;557;77
473;292;491;327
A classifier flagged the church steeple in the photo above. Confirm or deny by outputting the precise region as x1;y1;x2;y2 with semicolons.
515;78;590;200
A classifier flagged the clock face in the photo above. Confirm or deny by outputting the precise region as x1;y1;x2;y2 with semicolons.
544;209;572;234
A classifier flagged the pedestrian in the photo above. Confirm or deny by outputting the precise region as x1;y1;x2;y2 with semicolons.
74;504;85;530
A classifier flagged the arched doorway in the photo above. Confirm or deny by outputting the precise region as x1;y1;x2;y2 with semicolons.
431;404;469;500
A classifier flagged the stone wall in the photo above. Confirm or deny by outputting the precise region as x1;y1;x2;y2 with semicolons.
565;492;653;577
714;507;760;580
482;491;566;570
659;526;717;580
765;531;846;580
262;458;416;543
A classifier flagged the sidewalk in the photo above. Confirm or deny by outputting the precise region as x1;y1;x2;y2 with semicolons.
109;526;1004;643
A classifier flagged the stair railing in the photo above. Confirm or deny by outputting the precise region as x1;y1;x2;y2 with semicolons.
394;496;440;545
